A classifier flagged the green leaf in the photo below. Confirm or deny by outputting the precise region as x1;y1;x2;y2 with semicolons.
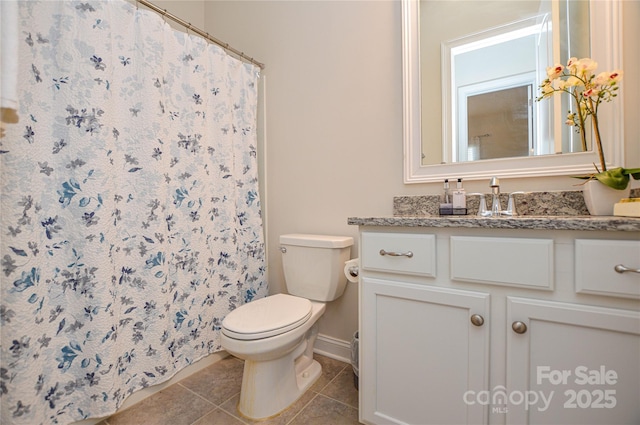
594;167;629;190
621;167;640;180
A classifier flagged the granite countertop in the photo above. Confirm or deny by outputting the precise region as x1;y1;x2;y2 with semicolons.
347;215;640;232
348;191;640;232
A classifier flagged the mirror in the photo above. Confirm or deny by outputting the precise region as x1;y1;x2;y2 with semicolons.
403;0;624;184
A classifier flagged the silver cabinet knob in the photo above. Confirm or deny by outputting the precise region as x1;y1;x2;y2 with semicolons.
470;314;484;327
512;321;528;334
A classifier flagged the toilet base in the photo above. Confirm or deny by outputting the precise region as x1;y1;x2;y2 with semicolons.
221;301;327;420
237;347;322;420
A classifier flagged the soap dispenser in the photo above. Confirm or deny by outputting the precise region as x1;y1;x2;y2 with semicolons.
452;178;467;215
439;179;453;215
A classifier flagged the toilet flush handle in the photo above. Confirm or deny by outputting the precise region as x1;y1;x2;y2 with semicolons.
280;246;287;253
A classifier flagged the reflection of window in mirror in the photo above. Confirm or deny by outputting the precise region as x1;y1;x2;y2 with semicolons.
446;16;546;163
423;0;591;166
465;85;533;162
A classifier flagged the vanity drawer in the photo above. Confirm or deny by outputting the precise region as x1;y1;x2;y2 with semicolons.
361;232;436;277
450;236;554;289
575;239;640;299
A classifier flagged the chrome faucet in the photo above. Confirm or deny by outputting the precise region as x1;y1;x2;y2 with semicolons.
490;176;501;216
471;179;524;217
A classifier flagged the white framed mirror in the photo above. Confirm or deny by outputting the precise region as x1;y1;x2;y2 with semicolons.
402;0;624;184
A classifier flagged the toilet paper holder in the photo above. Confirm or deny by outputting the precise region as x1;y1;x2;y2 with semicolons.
348;265;359;278
345;258;359;282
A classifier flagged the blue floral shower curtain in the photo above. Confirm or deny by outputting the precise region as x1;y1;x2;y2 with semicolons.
0;1;267;424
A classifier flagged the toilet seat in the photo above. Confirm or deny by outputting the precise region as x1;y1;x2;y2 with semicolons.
222;293;312;340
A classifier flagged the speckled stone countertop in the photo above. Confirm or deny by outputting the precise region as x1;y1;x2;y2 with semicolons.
392;191;594;216
347;215;640;232
348;189;640;232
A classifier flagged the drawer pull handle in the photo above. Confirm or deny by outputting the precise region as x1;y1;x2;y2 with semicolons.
379;249;414;258
512;321;528;334
614;264;640;274
470;314;484;327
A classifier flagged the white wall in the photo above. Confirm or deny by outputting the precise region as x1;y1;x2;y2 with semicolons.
200;0;640;344
141;0;205;29
203;0;405;344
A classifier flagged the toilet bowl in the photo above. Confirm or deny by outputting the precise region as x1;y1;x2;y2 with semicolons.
220;234;353;420
221;294;326;419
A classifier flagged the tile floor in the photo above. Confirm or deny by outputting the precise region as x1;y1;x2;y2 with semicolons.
100;354;359;425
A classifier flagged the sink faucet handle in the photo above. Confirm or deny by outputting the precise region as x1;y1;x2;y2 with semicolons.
468;193;491;217
503;191;526;216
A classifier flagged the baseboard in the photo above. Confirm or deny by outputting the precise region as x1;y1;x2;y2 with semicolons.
313;333;352;364
70;351;229;425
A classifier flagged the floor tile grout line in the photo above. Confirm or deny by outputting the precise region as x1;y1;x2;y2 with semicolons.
182;388;251;425
218;401;254;425
283;390;321;425
176;381;221;407
187;404;242;425
176;381;226;423
311;362;349;394
101;385;218;425
318;391;359;411
284;389;358;425
282;362;357;423
316;366;359;410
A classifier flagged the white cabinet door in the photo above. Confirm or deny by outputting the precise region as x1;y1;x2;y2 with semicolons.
360;277;490;425
506;297;640;425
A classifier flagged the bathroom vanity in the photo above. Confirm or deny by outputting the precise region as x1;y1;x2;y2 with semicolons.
348;215;640;425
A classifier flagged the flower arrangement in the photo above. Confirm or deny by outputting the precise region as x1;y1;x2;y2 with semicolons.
538;57;640;190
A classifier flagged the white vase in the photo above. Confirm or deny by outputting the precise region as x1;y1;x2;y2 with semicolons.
582;179;630;216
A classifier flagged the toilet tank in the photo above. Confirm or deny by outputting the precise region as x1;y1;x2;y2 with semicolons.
280;234;354;302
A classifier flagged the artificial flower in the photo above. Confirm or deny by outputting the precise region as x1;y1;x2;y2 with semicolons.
538;58;639;190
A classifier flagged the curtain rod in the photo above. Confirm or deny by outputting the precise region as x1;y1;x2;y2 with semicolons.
136;0;265;70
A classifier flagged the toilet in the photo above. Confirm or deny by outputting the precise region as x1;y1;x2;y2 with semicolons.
220;233;354;420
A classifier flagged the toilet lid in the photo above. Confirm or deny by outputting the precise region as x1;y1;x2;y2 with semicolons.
222;293;312;340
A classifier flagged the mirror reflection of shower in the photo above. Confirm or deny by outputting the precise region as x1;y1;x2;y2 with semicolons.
446;16;546;163
468;133;490;162
461;81;535;162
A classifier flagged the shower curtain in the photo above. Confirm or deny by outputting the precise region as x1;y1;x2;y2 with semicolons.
0;1;267;424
